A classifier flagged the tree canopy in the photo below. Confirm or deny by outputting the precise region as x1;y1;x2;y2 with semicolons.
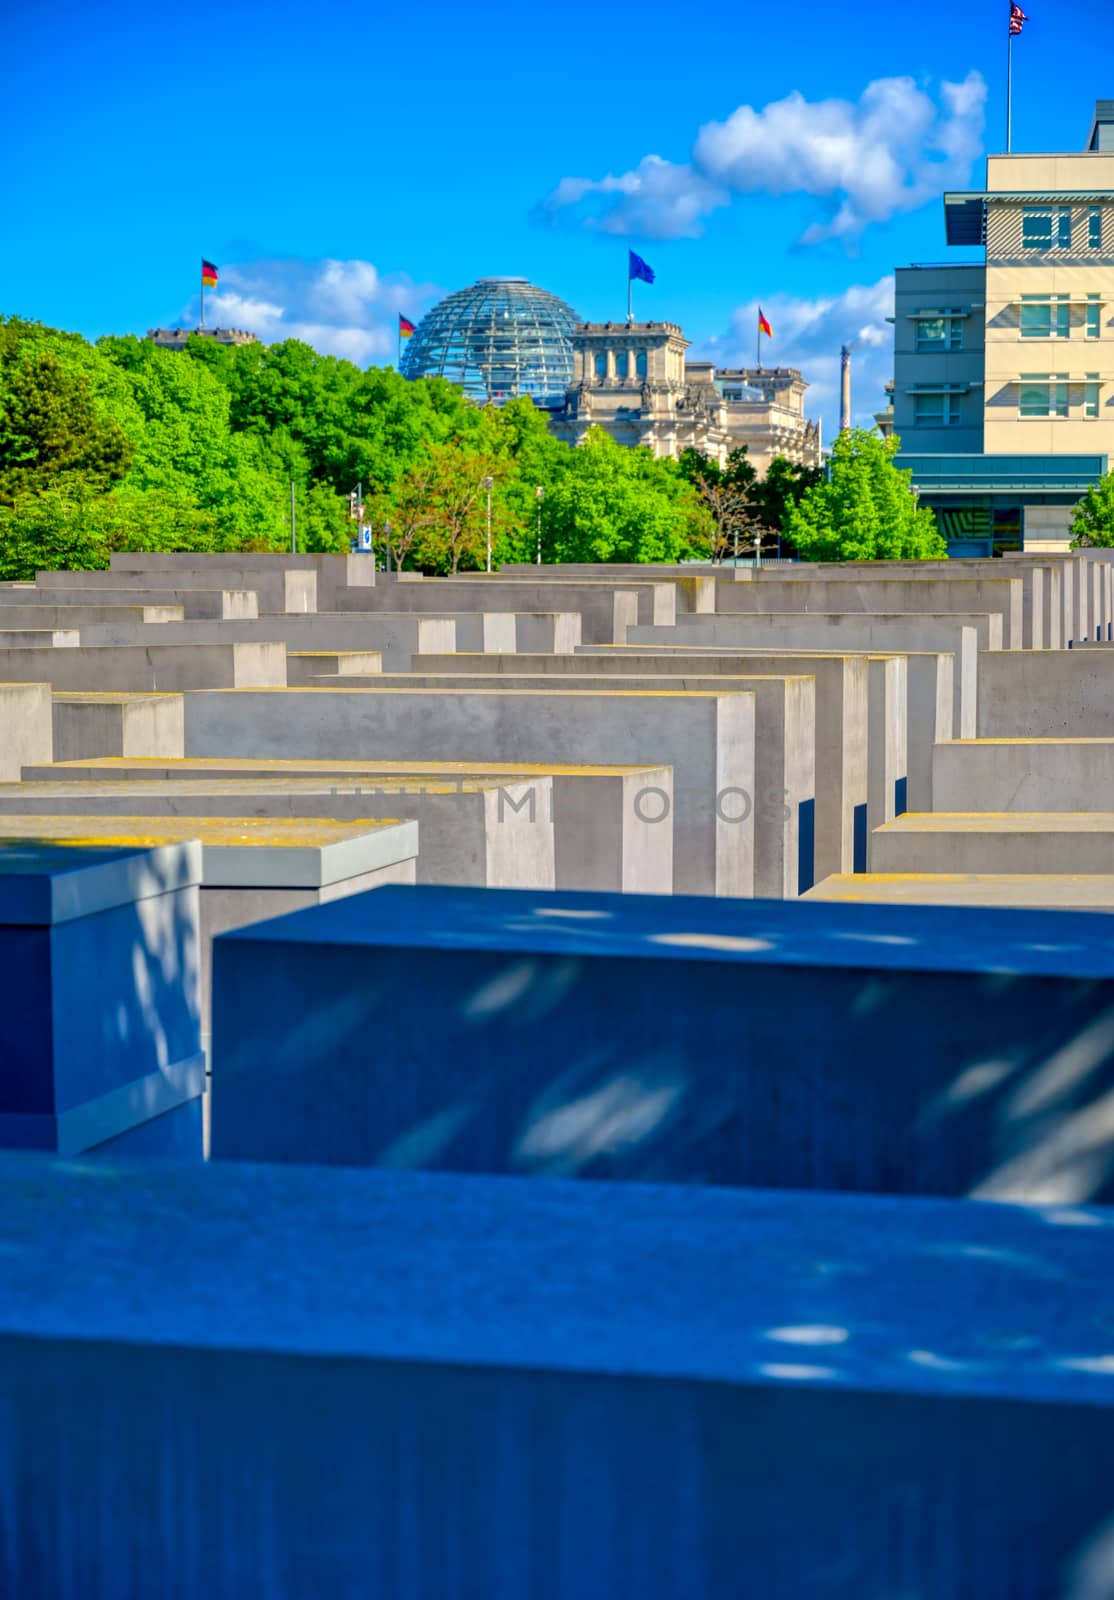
785;430;944;562
0;316;719;578
1070;469;1114;548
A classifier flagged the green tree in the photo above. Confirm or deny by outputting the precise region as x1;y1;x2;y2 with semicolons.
748;455;825;557
787;430;944;561
0;485;111;579
1071;470;1114;547
0;349;133;503
545;428;711;563
409;440;503;574
678;447;757;560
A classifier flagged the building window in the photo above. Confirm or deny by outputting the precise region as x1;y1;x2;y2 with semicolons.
1019;375;1069;417
594;352;607;379
1020;296;1070;338
915;314;962;351
615;351;629;379
1090;207;1103;249
635;350;647;378
1085;377;1101;418
1022;207;1072;249
1087;294;1101;338
913;391;962;426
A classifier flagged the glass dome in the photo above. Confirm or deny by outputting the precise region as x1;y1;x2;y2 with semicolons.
401;277;580;410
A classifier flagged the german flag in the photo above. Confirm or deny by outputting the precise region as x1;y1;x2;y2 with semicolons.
758;308;773;339
201;260;219;287
399;314;416;339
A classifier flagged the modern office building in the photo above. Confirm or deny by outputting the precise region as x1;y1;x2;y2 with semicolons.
893;99;1113;552
551;321;822;474
400;277;580;410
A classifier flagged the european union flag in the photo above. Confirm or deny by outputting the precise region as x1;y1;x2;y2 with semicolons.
628;250;655;284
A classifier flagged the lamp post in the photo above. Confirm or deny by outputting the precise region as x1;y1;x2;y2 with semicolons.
535;484;543;566
384;520;392;575
482;475;494;573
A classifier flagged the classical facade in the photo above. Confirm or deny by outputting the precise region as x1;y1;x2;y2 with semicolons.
715;365;822;475
147;327;259;352
893;98;1113;551
551;320;821;476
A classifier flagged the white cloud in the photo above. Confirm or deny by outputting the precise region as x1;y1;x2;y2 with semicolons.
180;258;442;365
541;156;729;240
694;275;896;438
543;73;985;245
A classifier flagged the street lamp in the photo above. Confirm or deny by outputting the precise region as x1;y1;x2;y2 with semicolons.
384;520;392;575
535;484;543;567
482;475;494;573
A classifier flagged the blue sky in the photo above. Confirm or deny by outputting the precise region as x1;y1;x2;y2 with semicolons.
3;0;1106;433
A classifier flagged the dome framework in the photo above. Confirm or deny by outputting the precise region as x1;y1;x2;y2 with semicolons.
401;277;580;410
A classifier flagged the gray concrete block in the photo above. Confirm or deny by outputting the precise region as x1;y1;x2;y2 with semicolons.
109;550;370;609
5;1156;1114;1597
0;604;185;627
626;614;982;738
0;776;555;892
16;757;674;896
867;655;907;865
0;814;418;1036
0;641;286;692
355;669;812;898
42;564;315;614
0;683;52;779
718;576;1025;650
0;630;79;649
764;559;1056;650
440;574;678;629
211;881;1114;1216
513;612;582;653
17;585;259;620
871;812;1114;875
182;687;754;896
500;565;717;615
51;693;185;762
423;649;859;882
978;650;1114;736
807;872;1114;911
285;651;383;685
339;576;642;645
74;615;457;670
934;738;1114;812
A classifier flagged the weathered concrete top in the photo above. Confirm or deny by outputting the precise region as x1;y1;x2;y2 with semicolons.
26;757;674;782
0;839;201;925
0;1151;1111;1406
807;873;1114;908
220;882;1114;980
877;811;1114;833
0;817;418;889
0;777;528;800
51;691;183;706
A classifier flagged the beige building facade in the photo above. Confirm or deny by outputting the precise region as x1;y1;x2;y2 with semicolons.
894;100;1113;552
981;149;1114;456
147;327;259;352
551;320;822;476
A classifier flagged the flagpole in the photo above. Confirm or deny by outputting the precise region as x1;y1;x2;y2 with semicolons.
627;271;633;326
756;313;760;373
200;271;205;331
1006;24;1013;152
